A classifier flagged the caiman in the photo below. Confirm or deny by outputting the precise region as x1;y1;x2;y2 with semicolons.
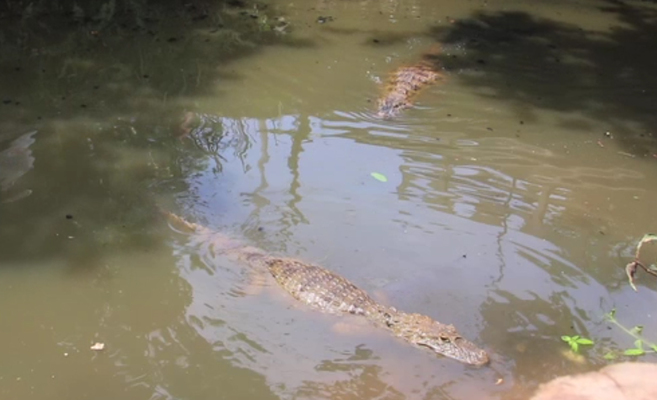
376;44;445;119
162;209;489;366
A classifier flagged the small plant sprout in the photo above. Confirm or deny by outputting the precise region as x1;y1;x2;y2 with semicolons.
603;308;657;359
561;335;594;353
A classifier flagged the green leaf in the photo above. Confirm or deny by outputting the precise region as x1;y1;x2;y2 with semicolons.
561;335;572;343
634;340;644;350
576;338;594;345
623;348;645;356
631;325;644;335
651;344;657;352
606;308;617;319
572;335;580;341
370;172;388;182
604;352;617;360
571;342;579;352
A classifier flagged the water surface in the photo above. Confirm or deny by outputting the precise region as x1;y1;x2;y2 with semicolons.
1;0;657;399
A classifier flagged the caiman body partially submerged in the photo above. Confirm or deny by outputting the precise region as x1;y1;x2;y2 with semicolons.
163;210;489;366
376;45;445;119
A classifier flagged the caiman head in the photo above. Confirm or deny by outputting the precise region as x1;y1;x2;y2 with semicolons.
376;97;410;119
389;312;489;366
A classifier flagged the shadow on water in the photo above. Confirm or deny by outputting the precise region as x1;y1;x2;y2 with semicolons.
0;0;314;269
0;2;298;399
430;0;657;155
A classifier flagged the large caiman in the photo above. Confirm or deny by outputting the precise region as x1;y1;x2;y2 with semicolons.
162;209;489;366
376;44;445;119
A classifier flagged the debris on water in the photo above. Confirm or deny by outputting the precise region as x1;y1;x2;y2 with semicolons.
317;16;334;24
65;214;73;219
604;131;613;138
370;172;388;182
495;378;504;385
273;17;290;33
90;342;105;351
624;233;657;292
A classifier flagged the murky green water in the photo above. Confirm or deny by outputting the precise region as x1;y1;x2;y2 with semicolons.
1;0;657;399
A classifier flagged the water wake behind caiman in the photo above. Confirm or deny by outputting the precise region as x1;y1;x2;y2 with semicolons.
163;209;489;366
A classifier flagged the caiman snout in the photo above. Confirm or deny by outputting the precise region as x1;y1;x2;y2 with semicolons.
418;336;490;366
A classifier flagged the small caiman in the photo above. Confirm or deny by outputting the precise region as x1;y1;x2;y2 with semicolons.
162;210;489;366
376;45;445;119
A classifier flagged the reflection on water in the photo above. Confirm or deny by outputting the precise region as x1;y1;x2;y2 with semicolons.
2;0;657;399
172;106;653;398
0;130;36;203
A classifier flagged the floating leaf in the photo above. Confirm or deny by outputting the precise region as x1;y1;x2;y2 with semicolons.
576;337;594;345
560;335;571;342
571;342;579;352
370;172;388;182
623;348;645;356
604;352;617;360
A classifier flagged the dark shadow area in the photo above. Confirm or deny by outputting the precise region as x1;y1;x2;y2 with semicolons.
0;0;313;270
429;0;657;155
0;0;313;115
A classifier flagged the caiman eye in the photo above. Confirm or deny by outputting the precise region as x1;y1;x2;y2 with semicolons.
439;334;453;342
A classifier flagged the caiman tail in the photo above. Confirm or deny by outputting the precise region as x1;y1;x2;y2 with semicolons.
161;209;489;366
376;44;445;119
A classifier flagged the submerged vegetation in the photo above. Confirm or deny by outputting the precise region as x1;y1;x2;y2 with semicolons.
561;308;657;362
560;233;657;361
603;308;657;360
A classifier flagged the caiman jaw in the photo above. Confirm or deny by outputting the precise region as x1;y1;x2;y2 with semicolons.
417;337;489;366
